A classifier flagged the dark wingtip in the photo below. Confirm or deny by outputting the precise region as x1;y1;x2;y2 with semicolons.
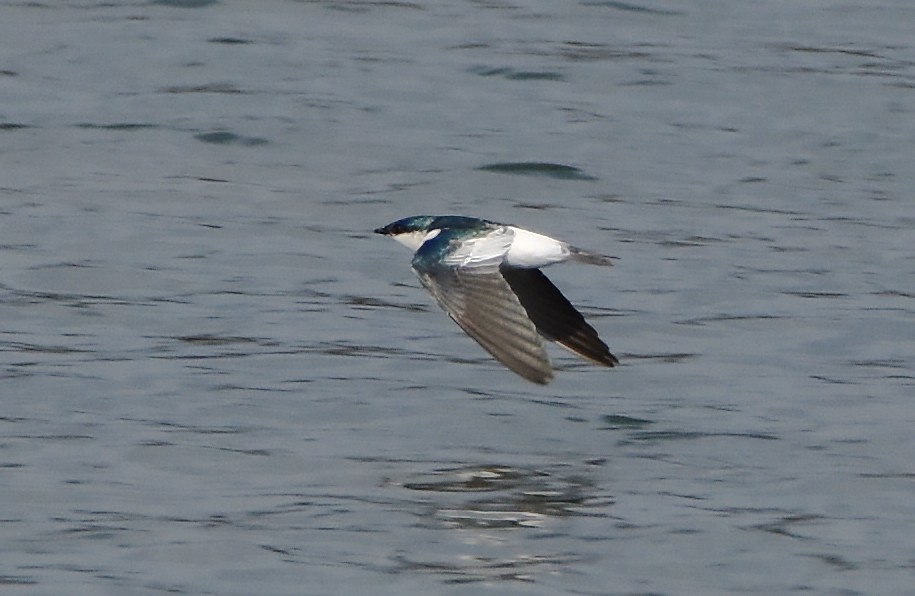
565;345;619;368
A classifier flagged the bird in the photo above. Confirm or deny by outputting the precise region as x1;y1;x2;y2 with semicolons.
374;215;618;384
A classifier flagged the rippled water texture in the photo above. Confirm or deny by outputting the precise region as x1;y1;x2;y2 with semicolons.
2;1;914;594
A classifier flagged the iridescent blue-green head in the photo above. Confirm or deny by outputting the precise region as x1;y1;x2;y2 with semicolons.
374;216;439;251
375;215;495;251
373;216;438;237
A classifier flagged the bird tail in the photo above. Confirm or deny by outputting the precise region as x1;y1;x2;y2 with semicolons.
568;246;616;266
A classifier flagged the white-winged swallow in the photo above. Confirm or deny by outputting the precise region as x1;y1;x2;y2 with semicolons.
375;215;618;384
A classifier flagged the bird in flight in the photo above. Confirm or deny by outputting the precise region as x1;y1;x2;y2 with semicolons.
374;215;618;384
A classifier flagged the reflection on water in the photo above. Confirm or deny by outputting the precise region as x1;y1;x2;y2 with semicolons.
403;463;611;524
390;550;585;585
390;463;609;583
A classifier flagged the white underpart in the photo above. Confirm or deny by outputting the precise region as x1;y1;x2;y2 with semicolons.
504;226;570;268
393;228;439;251
392;225;571;269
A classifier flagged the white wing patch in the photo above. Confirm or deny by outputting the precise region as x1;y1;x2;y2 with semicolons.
441;226;513;270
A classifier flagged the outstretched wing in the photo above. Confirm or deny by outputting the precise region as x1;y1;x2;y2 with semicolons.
501;267;618;367
412;228;553;384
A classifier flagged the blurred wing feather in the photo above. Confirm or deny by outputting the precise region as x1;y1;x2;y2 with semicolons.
414;265;553;384
440;226;513;269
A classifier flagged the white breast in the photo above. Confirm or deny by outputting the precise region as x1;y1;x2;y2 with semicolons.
504;227;570;268
393;229;440;252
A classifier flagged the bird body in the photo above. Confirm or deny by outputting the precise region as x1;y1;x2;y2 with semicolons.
375;215;618;384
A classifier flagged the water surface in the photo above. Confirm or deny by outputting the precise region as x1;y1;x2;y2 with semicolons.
1;1;914;594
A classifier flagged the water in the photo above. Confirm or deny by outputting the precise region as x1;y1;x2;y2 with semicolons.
2;1;914;594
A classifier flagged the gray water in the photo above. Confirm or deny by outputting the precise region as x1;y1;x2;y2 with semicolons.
2;1;914;594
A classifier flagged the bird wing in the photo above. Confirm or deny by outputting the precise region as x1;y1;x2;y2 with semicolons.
440;225;514;269
412;228;553;384
500;267;618;368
